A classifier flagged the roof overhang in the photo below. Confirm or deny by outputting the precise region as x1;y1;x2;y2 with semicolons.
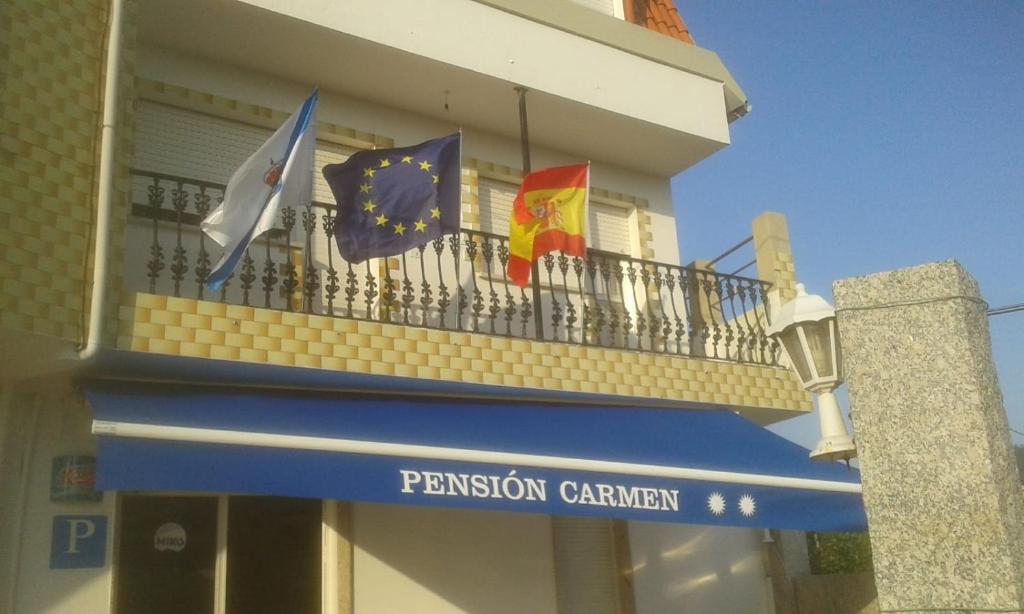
475;0;748;120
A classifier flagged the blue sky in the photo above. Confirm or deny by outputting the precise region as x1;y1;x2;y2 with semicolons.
671;2;1023;448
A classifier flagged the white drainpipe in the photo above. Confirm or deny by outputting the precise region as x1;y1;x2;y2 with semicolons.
80;0;125;361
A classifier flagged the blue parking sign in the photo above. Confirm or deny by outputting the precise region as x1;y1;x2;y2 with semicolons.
51;515;107;569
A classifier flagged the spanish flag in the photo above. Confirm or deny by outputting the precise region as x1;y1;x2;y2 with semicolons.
507;163;589;288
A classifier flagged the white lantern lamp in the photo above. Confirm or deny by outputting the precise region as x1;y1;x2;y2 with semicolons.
766;283;856;462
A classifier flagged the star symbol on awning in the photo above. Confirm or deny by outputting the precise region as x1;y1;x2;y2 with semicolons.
707;492;726;516
738;494;756;518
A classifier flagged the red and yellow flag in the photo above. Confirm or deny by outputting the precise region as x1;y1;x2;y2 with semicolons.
507;163;589;288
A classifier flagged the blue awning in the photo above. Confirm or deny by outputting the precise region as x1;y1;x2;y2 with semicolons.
86;382;865;531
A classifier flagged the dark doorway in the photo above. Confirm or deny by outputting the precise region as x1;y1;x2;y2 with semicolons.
226;496;322;614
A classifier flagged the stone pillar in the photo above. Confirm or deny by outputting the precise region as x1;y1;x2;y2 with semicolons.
322;501;354;614
833;260;1024;612
684;259;722;357
752;212;797;304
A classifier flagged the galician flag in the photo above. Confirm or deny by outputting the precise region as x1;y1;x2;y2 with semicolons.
507;163;589;288
201;90;318;290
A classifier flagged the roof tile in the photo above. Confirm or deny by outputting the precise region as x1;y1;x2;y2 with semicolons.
624;0;695;45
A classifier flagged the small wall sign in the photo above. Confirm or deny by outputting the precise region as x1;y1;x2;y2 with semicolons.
50;455;101;502
50;515;107;569
153;522;187;552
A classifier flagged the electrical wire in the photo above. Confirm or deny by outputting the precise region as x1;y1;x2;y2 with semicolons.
834;294;988;313
833;294;1020;317
988;303;1024;317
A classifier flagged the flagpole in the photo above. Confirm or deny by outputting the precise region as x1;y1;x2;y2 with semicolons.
514;86;545;340
456;127;464;332
515;87;531;174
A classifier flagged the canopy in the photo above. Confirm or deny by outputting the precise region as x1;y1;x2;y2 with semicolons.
86;382;865;531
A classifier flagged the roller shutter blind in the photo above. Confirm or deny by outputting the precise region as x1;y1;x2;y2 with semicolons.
134;101;271;184
133;100;348;204
589;202;632;255
551;517;621;614
478;177;516;237
131;101;352;305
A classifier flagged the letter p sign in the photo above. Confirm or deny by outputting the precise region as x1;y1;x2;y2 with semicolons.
51;515;107;569
65;518;96;553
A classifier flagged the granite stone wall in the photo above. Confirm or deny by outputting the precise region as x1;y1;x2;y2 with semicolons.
834;260;1024;612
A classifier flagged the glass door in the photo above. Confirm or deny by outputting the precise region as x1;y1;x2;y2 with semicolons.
115;495;218;614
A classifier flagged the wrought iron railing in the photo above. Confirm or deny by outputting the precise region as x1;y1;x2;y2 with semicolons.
127;170;779;365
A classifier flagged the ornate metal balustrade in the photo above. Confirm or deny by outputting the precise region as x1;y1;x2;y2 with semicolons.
127;170;779;365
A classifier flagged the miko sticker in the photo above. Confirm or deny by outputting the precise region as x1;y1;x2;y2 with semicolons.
153;523;187;552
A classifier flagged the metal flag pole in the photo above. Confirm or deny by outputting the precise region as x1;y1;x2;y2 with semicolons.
455;127;464;332
514;86;546;340
515;87;532;173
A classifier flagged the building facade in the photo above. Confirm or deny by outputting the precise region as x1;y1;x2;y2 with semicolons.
0;1;853;613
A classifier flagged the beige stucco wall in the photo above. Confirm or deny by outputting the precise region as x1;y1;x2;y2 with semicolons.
352;503;559;614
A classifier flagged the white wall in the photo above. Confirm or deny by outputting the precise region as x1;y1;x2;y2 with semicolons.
1;380;116;614
629;522;773;614
566;0;617;17
352;503;559;614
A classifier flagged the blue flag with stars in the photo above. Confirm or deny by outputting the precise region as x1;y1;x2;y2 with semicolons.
324;133;461;263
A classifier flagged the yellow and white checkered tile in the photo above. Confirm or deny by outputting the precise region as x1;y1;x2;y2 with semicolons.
118;292;812;414
1;0;140;345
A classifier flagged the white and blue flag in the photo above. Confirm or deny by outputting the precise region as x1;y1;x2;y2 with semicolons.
202;90;318;290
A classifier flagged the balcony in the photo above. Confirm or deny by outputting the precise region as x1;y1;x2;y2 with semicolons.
124;170;781;369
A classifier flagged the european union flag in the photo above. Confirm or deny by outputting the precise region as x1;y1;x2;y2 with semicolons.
324;133;461;263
